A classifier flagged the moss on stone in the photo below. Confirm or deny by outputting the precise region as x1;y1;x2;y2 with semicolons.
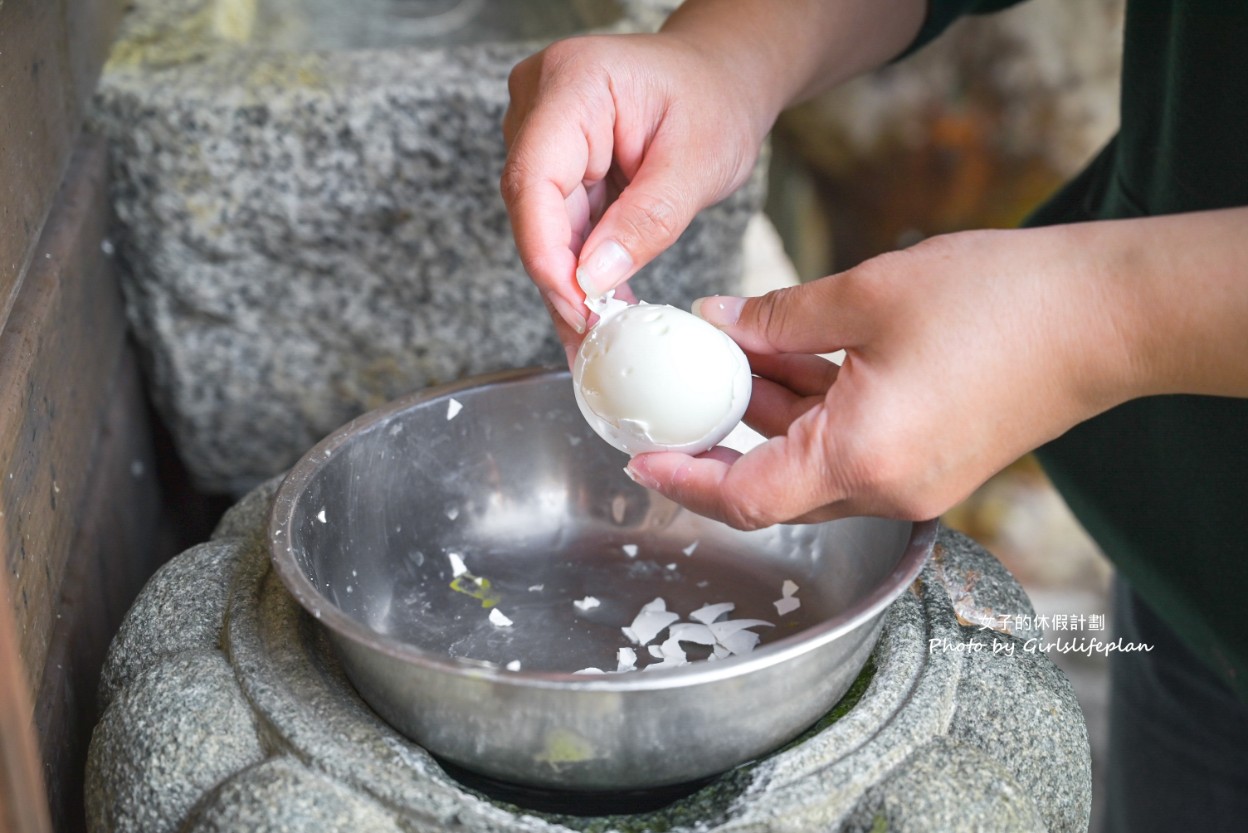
467;659;877;832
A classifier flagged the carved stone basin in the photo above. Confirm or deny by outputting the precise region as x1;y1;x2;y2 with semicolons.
85;480;1092;832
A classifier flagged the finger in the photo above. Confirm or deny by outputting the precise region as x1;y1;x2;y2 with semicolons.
747;351;840;397
502;60;536;148
743;375;822;439
585;176;619;229
692;444;743;467
574;132;715;299
693;273;878;356
541;291;587;362
501;164;584;330
565;185;593;258
500;83;617;323
627;406;857;529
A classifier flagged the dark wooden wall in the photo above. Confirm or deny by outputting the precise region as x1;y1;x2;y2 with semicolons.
0;2;196;831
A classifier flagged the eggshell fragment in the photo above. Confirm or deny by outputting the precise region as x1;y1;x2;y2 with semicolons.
774;579;801;615
643;637;690;670
669;622;716;646
718;629;762;656
709;619;774;657
622;597;680;646
774;597;802;616
690;603;735;625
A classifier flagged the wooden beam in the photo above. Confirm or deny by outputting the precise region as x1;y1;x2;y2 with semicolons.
0;138;129;698
34;345;166;833
0;0;123;335
0;566;51;833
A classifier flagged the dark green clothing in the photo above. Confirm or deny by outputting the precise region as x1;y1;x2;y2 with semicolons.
1106;580;1248;832
910;0;1248;703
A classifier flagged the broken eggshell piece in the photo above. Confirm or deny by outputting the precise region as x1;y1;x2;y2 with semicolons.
572;295;752;456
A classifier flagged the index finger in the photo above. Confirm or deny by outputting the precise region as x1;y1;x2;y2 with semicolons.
500;152;585;294
501;102;618;324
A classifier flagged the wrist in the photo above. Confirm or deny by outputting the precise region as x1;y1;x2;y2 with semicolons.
1061;209;1248;408
659;0;927;125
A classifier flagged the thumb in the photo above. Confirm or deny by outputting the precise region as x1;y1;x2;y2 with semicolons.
693;274;873;356
575;141;725;298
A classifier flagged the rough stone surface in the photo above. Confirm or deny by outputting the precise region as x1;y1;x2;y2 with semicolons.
844;737;1048;833
931;531;1045;641
85;483;1091;833
91;0;764;493
950;630;1092;833
97;541;246;706
183;758;404;833
85;651;266;833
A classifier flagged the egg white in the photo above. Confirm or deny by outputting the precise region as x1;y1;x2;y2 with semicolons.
573;302;752;456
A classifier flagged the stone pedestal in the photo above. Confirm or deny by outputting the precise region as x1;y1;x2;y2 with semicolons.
92;0;759;494
86;480;1091;832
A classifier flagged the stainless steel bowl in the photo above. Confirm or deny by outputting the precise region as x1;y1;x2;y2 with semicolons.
269;368;934;791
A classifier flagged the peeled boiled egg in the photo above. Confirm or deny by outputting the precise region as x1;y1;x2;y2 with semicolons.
572;299;752;456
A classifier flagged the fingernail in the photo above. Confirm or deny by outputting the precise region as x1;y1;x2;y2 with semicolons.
624;462;659;490
691;295;745;328
546;291;586;334
577;239;633;298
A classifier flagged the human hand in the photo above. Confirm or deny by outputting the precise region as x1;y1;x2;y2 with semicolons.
624;225;1151;528
500;32;773;354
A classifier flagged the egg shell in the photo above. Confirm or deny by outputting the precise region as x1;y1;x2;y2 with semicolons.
573;302;752;456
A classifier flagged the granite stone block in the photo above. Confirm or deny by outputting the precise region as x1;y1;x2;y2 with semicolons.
846;737;1048;833
92;0;764;493
183;757;404;833
97;541;247;707
86;650;265;833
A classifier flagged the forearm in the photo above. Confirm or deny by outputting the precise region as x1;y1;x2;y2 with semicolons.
659;0;927;129
1084;207;1248;403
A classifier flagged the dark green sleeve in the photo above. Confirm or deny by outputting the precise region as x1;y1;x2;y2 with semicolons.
898;0;1032;58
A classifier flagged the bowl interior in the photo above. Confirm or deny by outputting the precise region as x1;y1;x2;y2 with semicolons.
274;369;916;676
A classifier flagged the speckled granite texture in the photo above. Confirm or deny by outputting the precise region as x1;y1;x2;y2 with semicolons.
92;0;758;494
86;482;1090;832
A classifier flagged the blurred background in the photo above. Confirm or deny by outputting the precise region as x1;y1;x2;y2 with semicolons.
763;1;1125;828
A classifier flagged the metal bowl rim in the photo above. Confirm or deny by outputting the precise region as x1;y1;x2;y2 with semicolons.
269;366;935;693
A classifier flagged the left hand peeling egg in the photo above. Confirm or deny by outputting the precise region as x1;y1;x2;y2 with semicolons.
573;301;753;456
